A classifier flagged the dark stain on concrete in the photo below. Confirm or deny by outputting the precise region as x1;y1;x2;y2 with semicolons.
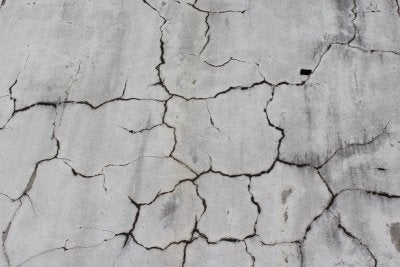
390;222;400;252
161;195;178;219
281;188;292;205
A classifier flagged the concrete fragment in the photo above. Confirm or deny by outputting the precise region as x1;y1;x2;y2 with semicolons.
165;85;280;175
133;181;203;249
196;173;258;242
251;162;331;243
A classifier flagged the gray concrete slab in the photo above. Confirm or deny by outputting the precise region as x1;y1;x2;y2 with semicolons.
1;0;400;266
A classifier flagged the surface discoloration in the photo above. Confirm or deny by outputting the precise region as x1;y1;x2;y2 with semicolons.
390;223;400;252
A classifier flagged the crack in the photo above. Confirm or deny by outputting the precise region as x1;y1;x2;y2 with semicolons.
264;85;285;173
299;187;400;266
161;97;180;158
16;236;117;267
364;190;400;199
60;159;103;179
116;123;164;135
348;0;399;54
120;80;128;98
0;79;18;130
316;120;390;169
190;41;400;103
122;195;140;247
119;175;209;251
16;112;60;201
204;57;245;68
17;247;62;267
2;0;399;263
247;178;261;242
348;0;358;45
206;104;220;132
199;13;210;55
187;2;249;14
73;226;116;236
2;199;22;267
337;220;378;266
348;45;400;56
182;241;189;267
187;2;247;57
274;116;392;171
141;0;173;99
13;97;165;113
396;0;400;16
243;240;255;267
117;178;205;251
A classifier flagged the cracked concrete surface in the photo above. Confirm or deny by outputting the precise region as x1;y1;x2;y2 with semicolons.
1;0;400;266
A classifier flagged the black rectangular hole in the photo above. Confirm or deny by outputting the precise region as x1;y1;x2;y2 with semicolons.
300;69;312;75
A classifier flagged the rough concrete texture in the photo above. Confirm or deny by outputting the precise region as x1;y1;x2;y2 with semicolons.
0;0;399;266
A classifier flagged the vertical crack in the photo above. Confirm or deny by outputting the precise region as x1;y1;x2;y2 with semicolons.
348;0;358;45
206;104;220;132
2;199;22;267
247;178;261;239
264;86;285;172
244;240;255;267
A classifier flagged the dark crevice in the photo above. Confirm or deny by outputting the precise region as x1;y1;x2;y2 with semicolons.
348;0;358;45
247;179;261;240
206;104;221;132
244;241;255;267
61;159;103;179
365;190;400;198
117;124;163;135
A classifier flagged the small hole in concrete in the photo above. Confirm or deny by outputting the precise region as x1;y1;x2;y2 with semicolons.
300;69;312;75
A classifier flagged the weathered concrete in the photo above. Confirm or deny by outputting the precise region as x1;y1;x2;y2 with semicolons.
1;0;400;266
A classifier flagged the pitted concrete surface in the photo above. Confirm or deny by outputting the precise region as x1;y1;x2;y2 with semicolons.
0;0;400;266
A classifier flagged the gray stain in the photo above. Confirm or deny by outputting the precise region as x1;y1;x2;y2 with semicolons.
161;195;178;219
281;188;293;205
390;222;400;252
